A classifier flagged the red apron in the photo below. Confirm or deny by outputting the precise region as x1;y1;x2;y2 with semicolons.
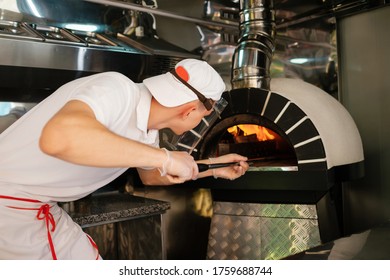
0;195;99;260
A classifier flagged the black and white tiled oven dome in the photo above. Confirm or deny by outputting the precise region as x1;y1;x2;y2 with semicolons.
188;78;365;203
200;78;364;173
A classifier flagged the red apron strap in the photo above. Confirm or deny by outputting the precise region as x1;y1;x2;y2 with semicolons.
86;234;100;260
0;195;40;203
36;204;57;260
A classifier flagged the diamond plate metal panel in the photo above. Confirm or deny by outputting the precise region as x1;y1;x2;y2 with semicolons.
207;202;321;260
212;202;317;219
207;214;261;260
212;202;263;216
261;217;320;259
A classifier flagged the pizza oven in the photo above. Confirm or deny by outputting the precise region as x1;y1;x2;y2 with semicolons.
182;0;364;204
177;0;364;260
195;77;364;203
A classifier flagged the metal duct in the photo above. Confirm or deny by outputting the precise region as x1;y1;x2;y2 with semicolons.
231;0;275;90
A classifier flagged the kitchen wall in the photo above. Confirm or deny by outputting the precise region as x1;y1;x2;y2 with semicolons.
338;5;390;233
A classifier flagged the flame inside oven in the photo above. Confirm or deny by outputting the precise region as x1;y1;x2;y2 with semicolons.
216;123;296;167
227;124;276;142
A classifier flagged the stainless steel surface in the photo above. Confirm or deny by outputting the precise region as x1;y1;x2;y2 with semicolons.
115;32;195;57
0;19;130;71
0;36;140;71
0;19;42;41
71;30;121;48
84;0;238;32
0;17;194;70
274;0;378;30
0;1;199;103
1;0;384;97
0;19;193;103
231;0;275;90
198;0;343;95
31;24;85;45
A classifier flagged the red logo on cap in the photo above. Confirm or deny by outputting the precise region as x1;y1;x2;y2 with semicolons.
175;66;189;82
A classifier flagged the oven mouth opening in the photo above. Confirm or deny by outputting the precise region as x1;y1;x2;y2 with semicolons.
198;114;298;171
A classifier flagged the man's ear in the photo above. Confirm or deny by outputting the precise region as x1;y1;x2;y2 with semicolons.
181;104;197;119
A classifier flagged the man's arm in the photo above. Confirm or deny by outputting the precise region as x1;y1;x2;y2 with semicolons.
39;100;167;168
39;100;198;184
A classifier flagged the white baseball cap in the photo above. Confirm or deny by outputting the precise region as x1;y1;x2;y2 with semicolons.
143;59;226;108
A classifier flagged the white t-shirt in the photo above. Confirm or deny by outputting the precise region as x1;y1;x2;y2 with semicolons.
0;72;159;202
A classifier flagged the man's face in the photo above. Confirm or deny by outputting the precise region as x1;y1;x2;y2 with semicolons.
170;104;214;135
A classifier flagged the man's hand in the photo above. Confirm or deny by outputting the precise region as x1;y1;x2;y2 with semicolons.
137;150;198;185
198;153;249;180
138;152;248;185
160;149;199;183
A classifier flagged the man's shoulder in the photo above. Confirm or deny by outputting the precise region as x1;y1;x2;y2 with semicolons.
82;71;137;91
94;71;132;81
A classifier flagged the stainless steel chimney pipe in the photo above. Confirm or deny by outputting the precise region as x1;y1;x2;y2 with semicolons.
231;0;275;90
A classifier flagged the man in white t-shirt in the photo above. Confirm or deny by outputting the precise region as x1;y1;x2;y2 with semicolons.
0;58;249;259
